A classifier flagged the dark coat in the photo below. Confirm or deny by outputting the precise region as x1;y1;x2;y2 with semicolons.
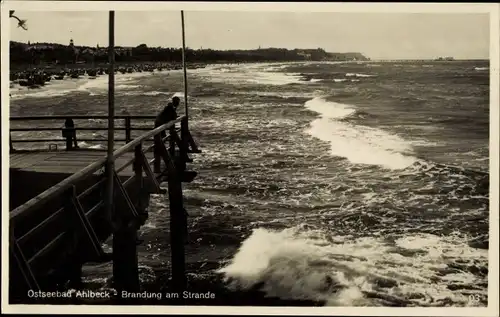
155;103;178;128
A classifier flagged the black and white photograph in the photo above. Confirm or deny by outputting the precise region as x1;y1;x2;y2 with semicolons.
2;2;498;315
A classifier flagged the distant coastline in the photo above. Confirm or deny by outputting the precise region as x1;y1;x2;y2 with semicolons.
10;40;370;67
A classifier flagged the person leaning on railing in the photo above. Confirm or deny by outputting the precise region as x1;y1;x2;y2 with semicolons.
154;96;180;139
153;96;180;171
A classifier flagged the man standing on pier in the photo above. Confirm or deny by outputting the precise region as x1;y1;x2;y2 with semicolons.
63;118;79;150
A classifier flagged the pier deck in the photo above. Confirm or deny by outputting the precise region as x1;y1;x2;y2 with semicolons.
10;149;154;175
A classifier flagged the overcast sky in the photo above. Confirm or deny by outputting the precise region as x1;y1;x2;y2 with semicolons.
10;11;490;60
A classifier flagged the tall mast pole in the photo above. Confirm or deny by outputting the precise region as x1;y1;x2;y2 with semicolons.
106;11;115;222
181;11;188;122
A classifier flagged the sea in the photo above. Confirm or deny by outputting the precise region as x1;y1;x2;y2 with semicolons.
9;60;490;307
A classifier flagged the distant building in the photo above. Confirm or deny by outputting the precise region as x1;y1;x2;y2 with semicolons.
115;47;133;57
296;51;311;59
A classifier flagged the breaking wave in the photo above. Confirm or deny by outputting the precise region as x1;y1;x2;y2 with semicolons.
218;226;487;306
304;97;417;170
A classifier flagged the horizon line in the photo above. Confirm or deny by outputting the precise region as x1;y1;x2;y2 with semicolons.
10;40;491;61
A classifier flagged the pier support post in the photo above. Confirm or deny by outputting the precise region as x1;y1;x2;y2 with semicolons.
112;223;140;294
125;116;131;143
168;168;186;292
112;191;140;294
158;141;187;291
112;144;142;294
154;134;162;173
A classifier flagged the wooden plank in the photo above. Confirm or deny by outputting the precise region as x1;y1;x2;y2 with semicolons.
10;152;36;165
9;153;24;162
10;149;161;179
10;153;59;169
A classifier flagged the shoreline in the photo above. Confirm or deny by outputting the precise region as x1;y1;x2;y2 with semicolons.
10;60;296;73
9;60;299;86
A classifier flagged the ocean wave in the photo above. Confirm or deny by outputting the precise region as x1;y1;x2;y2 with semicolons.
218;227;487;306
143;91;171;96
78;141;106;150
194;64;305;86
346;73;376;78
304;97;416;170
474;67;488;71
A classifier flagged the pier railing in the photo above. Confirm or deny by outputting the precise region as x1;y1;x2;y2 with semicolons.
9;115;201;301
9;114;162;151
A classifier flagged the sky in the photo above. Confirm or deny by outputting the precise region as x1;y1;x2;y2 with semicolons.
9;11;490;60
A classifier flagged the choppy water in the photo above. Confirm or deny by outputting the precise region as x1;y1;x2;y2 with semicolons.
10;60;490;306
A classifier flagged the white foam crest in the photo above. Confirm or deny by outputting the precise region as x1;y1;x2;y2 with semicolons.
233;90;318;99
310;78;323;83
218;228;488;307
249;72;304;85
474;67;488;71
10;79;83;99
77;141;105;150
194;64;304;86
263;64;290;72
346;73;376;78
334;79;348;83
76;75;109;93
304;97;416;170
305;97;355;119
143;91;170;96
115;84;141;90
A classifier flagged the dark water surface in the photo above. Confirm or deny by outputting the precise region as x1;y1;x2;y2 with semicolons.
10;60;490;306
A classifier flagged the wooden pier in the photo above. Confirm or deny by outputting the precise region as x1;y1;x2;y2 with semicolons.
8;114;201;303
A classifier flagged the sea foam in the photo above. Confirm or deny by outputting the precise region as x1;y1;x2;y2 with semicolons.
304;97;416;170
218;227;487;306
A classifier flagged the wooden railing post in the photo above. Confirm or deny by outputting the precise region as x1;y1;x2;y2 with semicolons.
180;117;189;152
9;133;14;152
134;142;144;192
153;133;162;173
133;142;147;220
169;125;176;157
125;116;131;144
